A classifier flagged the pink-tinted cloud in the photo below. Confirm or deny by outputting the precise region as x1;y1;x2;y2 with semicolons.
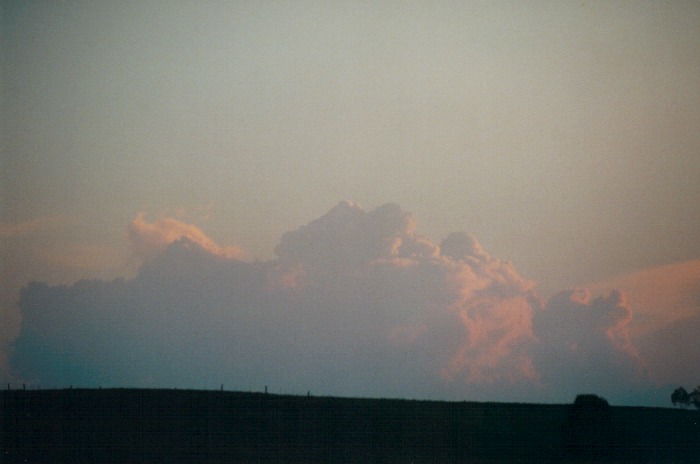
586;259;700;336
127;212;245;261
585;260;700;387
437;234;539;384
270;203;538;385
9;202;658;403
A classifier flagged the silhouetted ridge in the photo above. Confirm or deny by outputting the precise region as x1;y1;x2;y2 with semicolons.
2;389;699;463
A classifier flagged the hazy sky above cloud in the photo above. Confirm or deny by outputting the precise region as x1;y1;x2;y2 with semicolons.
2;1;700;404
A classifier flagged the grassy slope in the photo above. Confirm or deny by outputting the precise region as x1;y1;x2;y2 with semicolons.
1;388;698;463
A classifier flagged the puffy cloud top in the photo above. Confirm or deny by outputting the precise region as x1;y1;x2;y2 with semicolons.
274;202;434;276
533;288;644;398
440;232;488;262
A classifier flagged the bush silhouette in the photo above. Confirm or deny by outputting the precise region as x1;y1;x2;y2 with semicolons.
672;386;690;408
671;385;700;409
561;394;614;460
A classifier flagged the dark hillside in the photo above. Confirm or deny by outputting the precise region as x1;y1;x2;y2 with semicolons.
1;388;698;463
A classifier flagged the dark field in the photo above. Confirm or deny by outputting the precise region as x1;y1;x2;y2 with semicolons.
2;388;698;463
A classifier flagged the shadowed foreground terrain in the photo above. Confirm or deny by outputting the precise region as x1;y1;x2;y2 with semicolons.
2;388;698;463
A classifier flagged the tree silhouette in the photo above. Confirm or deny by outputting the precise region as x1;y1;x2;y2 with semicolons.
672;387;690;408
690;386;700;409
561;394;614;460
672;385;700;409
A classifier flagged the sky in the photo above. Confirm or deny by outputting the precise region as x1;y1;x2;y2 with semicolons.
2;1;700;406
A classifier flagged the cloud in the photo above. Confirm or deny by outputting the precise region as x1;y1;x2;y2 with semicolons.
532;288;645;398
270;202;539;387
10;202;652;402
0;215;67;383
635;310;700;387
586;259;700;336
127;212;245;261
583;260;700;388
272;201;439;285
437;233;539;384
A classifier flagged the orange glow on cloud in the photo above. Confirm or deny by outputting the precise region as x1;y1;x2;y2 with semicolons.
585;260;700;386
587;259;700;336
445;295;537;384
127;212;245;261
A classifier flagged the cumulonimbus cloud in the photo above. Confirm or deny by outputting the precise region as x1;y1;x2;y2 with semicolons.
10;202;649;402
